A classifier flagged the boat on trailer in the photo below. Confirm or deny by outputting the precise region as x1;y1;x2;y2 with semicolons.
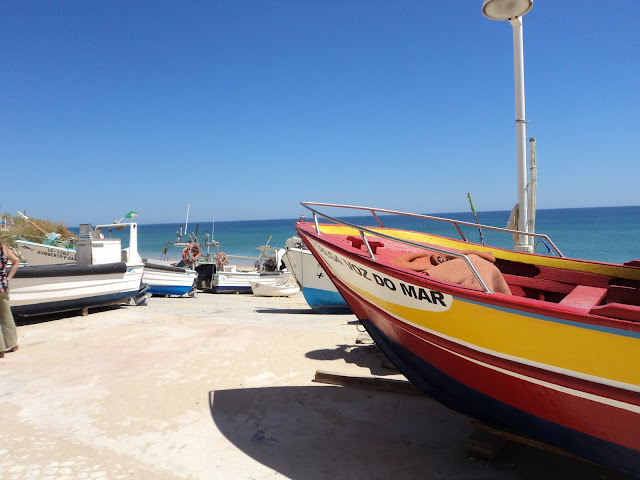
11;222;146;316
296;201;640;478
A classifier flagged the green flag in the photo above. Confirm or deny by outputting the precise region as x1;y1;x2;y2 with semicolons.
116;211;139;223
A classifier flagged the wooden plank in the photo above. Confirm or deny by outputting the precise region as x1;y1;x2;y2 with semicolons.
535;265;612;289
314;370;423;396
559;285;607;310
355;332;375;345
502;273;575;295
468;421;596;465
466;428;507;460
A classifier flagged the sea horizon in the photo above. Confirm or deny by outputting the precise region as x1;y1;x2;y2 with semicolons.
130;204;640;227
68;205;640;267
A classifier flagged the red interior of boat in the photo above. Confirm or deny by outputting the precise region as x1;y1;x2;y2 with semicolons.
344;235;640;323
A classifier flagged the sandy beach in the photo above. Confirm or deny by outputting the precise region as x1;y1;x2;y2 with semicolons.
0;292;630;480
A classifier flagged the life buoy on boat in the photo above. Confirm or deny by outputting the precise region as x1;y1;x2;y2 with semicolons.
182;243;202;263
216;252;227;265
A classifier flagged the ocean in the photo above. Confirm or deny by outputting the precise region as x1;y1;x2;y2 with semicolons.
81;206;640;267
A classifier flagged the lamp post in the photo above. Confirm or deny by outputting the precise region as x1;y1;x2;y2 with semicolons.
482;0;533;252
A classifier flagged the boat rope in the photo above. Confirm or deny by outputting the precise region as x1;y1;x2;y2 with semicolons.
540;237;552;254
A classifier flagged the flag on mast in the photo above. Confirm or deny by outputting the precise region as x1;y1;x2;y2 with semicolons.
116;211;138;223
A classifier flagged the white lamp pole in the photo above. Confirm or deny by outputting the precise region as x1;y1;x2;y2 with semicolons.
482;0;533;252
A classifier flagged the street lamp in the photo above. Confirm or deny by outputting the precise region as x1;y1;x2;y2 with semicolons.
482;0;533;252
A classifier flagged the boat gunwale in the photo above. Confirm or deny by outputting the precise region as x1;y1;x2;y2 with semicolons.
295;222;640;335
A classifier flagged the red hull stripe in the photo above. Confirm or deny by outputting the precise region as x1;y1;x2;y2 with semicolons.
364;298;640;451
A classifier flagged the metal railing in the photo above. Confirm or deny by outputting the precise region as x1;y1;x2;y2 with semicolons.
300;201;564;295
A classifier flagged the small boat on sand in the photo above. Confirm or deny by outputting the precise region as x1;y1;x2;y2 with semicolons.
142;258;198;297
249;280;300;297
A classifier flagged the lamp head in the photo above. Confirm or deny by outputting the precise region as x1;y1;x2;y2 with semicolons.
482;0;533;21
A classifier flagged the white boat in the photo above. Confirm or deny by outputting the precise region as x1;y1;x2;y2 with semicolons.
211;263;290;294
14;238;76;265
14;226;198;298
282;236;351;313
162;207;291;294
10;222;146;316
142;258;198;297
249;280;300;297
167;233;290;294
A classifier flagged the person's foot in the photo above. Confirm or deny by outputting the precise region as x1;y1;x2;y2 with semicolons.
7;345;18;353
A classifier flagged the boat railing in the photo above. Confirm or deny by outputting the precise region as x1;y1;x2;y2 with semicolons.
301;202;562;255
299;202;563;295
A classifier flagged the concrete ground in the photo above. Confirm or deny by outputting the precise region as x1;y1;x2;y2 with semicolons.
0;292;631;480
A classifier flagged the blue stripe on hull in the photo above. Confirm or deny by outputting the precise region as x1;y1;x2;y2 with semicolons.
360;318;640;478
303;287;352;314
11;290;139;316
214;286;252;294
147;285;192;296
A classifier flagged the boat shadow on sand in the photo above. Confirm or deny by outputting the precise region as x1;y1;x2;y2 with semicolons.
209;385;629;480
253;307;321;315
306;343;399;377
13;304;129;326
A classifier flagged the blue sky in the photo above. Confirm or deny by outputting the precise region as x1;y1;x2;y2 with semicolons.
1;1;638;225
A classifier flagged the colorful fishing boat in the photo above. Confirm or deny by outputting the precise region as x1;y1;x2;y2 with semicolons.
296;202;640;478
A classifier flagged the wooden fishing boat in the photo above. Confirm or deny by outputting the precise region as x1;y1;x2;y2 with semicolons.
296;202;640;478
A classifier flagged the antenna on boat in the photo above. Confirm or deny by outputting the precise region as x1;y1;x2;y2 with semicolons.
466;193;485;245
184;204;190;238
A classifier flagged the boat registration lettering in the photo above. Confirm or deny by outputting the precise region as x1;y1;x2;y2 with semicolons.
310;239;451;311
316;244;344;266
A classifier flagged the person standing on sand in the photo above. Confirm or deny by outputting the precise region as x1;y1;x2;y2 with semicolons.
0;242;19;358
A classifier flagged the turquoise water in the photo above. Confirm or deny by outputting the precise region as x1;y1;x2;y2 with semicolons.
74;206;640;266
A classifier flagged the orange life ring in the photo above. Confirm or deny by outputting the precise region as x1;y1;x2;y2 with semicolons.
182;243;202;263
216;252;227;265
190;243;201;261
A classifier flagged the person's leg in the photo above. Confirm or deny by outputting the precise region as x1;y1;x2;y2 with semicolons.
0;292;17;353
